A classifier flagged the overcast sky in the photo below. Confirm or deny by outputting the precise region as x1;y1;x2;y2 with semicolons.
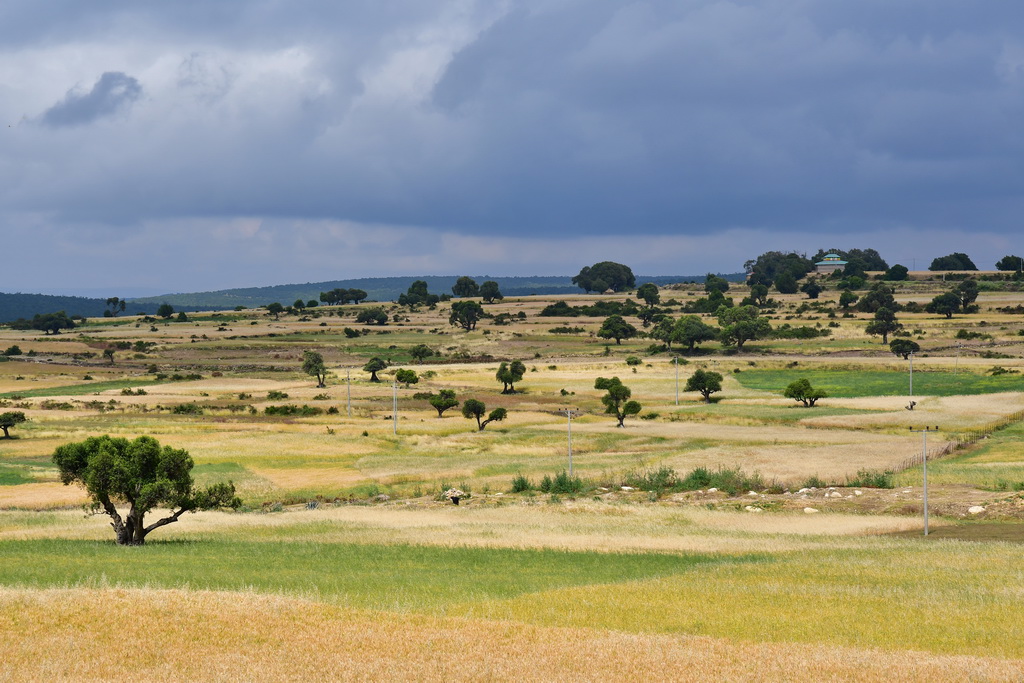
2;1;1023;295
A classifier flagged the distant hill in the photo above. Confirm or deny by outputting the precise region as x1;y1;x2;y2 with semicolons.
128;274;747;309
0;292;220;323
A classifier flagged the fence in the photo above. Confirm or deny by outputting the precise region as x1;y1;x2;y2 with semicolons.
892;408;1024;473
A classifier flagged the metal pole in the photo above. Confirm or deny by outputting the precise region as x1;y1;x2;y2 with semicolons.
908;353;913;400
954;343;960;377
674;357;679;406
909;426;938;536
346;369;352;418
567;411;573;476
392;380;398;435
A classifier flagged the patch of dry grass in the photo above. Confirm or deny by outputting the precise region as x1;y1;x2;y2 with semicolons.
0;587;1019;682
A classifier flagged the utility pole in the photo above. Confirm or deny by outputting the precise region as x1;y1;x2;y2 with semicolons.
346;369;352;418
562;408;579;476
392;380;398;435
674;356;679;406
909;426;939;536
907;352;914;410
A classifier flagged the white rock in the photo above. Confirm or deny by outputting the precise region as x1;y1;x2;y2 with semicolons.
744;506;763;513
804;507;819;514
620;486;635;492
854;490;863;496
597;488;609;492
797;488;810;494
707;488;718;493
828;491;843;498
968;506;986;515
747;491;759;497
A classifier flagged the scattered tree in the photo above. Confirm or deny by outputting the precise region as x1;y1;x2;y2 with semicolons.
685;369;723;403
744;251;813;286
398;280;440;307
0;411;27;438
105;297;126;317
801;279;823;299
865;306;902;343
717;305;771;350
461;399;507;431
636;282;660;308
496;360;526;394
479;280;503;303
673;315;718;353
302;350;327;388
594;376;642;427
363;357;388;382
856;283;896;313
995;255;1024;272
428;389;459;417
176;311;189;323
157;303;175;319
812;248;889;271
409;344;435;363
890;339;920;360
103;348;116;365
774;272;798;294
838;290;858;310
572;261;636;293
704;274;730;294
265;302;284;319
597;315;638;345
884;264;910;281
452;276;479;298
52;435;240;546
31;311;76;335
395;368;419;388
449;300;484;330
748;284;769;307
926;292;961;319
293;299;306;311
356;307;388;325
954;279;979;311
929;253;977;271
783;378;827;407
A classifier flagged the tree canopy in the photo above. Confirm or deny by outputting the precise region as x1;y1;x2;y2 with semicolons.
995;255;1024;271
929;253;977;271
320;288;368;305
52;435;239;545
926;292;961;319
890;339;920;360
363;357;388;382
744;251;813;286
594;376;641;427
30;311;76;335
461;399;507;431
685;369;722;403
302;350;327;388
0;411;27;438
716;305;771;350
398;280;440;307
636;282;660;307
783;379;827;407
673;316;718;352
812;248;888;271
452;276;479;298
597;315;638;345
427;389;459;417
865;307;902;343
572;261;636;293
157;303;175;318
449;300;484;330
356;307;388;325
395;368;419;388
496;360;526;394
479;281;503;303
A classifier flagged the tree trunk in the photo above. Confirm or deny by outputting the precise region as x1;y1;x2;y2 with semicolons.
0;426;8;438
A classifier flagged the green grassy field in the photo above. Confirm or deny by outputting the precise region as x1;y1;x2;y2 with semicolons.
734;369;1024;397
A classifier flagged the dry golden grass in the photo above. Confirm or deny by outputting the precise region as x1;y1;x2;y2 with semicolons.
0;482;87;509
0;587;1019;682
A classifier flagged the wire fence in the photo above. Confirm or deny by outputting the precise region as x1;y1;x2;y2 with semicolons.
893;408;1024;472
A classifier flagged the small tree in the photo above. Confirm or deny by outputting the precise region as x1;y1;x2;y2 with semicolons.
496;360;526;394
105;297;126;317
265;302;284;319
636;283;660;308
597;315;638;345
103;348;116;365
428;389;459;417
890;339;920;360
479;281;503;304
293;299;306;311
774;272;798;294
594;376;642;427
865;307;902;343
452;276;479;298
409;344;435;363
0;411;27;438
884;264;910;281
954;279;979;311
926;292;961;319
449;300;484;330
749;284;769;307
461;399;507;431
704;274;730;294
673;316;717;353
995;255;1024;272
363;357;388;382
685;369;722;403
395;368;419;388
356;308;388;325
783;378;827;407
52;435;240;546
156;303;175;319
838;290;858;310
302;350;327;388
801;280;822;299
717;305;771;350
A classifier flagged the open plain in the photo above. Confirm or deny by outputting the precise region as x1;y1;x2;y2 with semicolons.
1;281;1023;681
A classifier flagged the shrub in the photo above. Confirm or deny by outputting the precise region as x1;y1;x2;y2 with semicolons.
845;469;895;489
264;404;324;416
625;356;642;366
549;470;584;494
172;403;204;415
510;474;532;493
267;390;289;400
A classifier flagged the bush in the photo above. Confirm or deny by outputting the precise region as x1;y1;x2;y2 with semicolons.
845;469;895;489
264;404;324;416
625;356;642;366
267;390;289;399
510;474;532;493
549;470;584;494
172;403;204;415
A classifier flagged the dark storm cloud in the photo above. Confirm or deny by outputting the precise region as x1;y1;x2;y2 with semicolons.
3;1;1024;291
41;72;142;127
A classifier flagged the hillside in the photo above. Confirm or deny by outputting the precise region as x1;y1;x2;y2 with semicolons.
0;292;162;323
127;273;747;309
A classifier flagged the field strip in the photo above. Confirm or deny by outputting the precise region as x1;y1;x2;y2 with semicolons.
0;587;1020;682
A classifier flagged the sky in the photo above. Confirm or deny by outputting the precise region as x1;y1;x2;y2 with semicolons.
2;0;1024;296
